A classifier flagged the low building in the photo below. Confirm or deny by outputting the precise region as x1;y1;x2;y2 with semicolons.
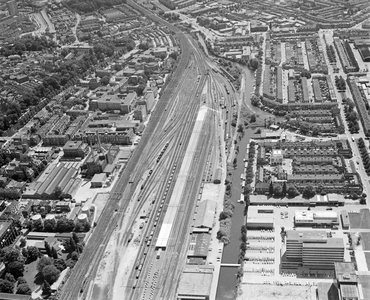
91;173;107;188
294;210;339;228
177;265;214;300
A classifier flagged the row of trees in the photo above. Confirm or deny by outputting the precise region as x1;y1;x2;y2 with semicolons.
326;45;337;64
66;0;125;13
29;217;91;233
357;138;370;177
344;98;360;134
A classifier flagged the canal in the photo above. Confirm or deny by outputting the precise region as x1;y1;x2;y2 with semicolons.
216;66;282;299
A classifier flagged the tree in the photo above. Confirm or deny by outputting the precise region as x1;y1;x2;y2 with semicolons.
42;265;60;285
251;94;261;106
54;258;66;272
7;261;24;278
169;51;178;60
19;238;26;248
44;219;56;232
273;185;283;197
0;247;20;264
65;258;76;269
21;248;28;259
51;247;58;259
26;246;39;261
0;279;14;293
282;182;287;196
72;232;80;244
4;273;15;283
300;69;311;79
17;277;27;285
248;58;259;70
269;182;273;195
32;219;43;231
71;251;79;261
56;218;74;233
16;283;31;295
219;211;232;220
240;242;247;251
303;185;316;199
37;256;53;274
44;242;51;257
136;84;146;96
63;238;76;253
250;114;256;123
100;75;110;86
42;281;51;296
287;186;300;198
53;186;62;198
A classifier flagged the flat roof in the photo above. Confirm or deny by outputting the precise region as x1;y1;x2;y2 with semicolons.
177;266;213;297
286;230;327;240
91;173;107;183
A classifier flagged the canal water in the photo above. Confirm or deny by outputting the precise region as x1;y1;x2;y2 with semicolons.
216;66;278;300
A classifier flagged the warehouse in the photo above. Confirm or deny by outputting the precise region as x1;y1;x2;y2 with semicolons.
22;162;81;199
193;199;217;231
187;233;211;264
247;206;275;229
177;265;213;300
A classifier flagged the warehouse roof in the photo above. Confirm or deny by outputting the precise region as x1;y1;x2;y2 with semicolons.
193;233;211;257
177;265;214;298
194;200;217;229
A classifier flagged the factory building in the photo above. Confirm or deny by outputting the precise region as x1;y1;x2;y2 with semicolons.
282;230;344;273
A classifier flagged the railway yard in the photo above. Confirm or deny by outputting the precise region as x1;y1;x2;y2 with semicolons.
57;1;238;300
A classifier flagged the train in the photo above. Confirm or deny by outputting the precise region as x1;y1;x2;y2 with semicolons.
224;84;230;95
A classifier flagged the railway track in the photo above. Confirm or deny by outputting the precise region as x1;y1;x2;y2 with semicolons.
59;8;195;300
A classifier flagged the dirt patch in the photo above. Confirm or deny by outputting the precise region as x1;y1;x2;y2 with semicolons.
238;283;315;300
92;193;110;221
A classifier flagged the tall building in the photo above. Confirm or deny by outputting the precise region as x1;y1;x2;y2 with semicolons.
6;0;18;16
282;230;344;272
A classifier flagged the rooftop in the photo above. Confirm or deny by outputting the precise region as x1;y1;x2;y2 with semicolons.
177;265;214;298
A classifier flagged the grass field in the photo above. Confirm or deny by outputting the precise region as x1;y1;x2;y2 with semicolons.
348;209;370;229
365;253;370;271
361;232;370;251
359;275;370;300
